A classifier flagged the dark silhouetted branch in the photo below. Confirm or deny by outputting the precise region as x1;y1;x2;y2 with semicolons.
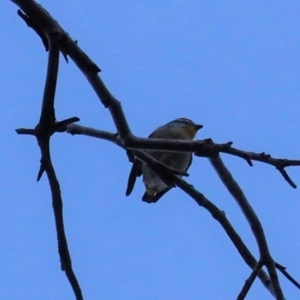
237;259;264;300
276;262;300;290
13;11;83;299
210;156;284;299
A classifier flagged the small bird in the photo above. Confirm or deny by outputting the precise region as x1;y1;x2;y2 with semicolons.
126;118;203;203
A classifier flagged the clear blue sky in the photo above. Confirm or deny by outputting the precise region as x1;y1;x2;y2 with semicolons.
1;1;300;299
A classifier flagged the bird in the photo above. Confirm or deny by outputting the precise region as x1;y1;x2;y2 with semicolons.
125;118;203;203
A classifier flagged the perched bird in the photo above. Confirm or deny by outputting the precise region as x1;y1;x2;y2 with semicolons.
126;118;203;203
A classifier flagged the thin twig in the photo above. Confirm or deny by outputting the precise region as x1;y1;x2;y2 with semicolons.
276;262;300;290
237;259;264;300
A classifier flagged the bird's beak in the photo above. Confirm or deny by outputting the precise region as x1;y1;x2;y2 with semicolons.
195;124;203;131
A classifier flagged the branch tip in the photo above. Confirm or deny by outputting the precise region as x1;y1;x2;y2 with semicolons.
15;128;36;135
37;166;45;182
277;167;297;189
246;158;253;166
54;117;80;132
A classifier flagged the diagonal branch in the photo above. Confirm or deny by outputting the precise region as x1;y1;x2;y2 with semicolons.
237;259;264;300
276;262;300;290
172;176;276;299
210;156;284;299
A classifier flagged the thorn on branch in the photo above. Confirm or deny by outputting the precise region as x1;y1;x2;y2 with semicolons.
37;159;46;182
260;152;271;159
277;167;297;189
245;157;253;167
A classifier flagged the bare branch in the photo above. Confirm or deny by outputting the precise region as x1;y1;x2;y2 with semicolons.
237;260;264;300
276;262;300;290
15;128;36;135
276;167;297;188
171;175;276;298
210;156;284;299
66;124;121;144
216;144;299;188
220;145;300;168
54;117;80;132
67;124;300;189
13;7;84;297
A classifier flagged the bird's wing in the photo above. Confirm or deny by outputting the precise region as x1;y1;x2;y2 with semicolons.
126;130;164;197
186;153;193;172
125;159;142;196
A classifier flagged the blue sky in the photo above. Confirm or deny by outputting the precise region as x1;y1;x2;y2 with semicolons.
1;1;300;299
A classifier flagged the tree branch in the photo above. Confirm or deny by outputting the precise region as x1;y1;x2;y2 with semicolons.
210;156;284;299
276;262;300;290
13;7;83;298
237;259;264;300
